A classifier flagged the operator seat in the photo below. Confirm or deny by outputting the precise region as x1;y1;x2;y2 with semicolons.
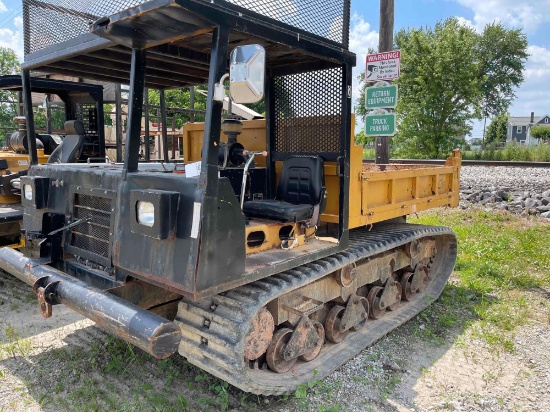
243;156;326;224
47;120;86;164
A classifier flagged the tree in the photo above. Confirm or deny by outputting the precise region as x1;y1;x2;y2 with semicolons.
485;112;509;145
0;47;19;76
476;23;528;130
354;20;529;158
531;126;550;142
0;48;21;144
146;86;265;129
393;18;481;158
147;87;208;128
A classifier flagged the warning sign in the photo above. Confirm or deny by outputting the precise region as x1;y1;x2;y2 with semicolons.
365;51;401;82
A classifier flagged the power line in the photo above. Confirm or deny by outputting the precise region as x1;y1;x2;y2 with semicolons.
0;7;22;30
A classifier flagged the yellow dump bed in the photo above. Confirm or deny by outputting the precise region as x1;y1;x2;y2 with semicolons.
182;120;461;229
320;144;461;228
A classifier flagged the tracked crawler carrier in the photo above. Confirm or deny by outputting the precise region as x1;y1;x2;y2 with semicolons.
0;0;459;394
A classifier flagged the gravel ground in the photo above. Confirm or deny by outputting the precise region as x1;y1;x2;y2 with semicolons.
459;166;550;217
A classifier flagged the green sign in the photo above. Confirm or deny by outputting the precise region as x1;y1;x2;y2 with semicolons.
365;113;396;137
365;85;398;109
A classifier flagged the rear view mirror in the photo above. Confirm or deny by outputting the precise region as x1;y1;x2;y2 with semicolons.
229;45;265;104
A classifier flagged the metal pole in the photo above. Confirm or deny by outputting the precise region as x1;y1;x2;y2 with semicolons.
160;90;169;162
171;117;176;159
17;91;23;116
189;86;195;123
375;0;394;165
95;89;105;159
144;88;150;162
46;94;52;134
379;0;394;53
21;69;38;165
124;49;146;174
115;83;123;163
201;26;230;196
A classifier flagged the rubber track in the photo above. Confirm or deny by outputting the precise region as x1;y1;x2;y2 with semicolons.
175;223;457;395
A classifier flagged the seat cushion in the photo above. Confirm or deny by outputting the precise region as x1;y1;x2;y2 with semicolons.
243;200;314;222
278;156;324;205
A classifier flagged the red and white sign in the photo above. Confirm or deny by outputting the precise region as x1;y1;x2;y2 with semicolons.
365;51;401;82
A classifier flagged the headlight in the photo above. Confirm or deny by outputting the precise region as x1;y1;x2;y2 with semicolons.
23;184;33;200
137;201;155;227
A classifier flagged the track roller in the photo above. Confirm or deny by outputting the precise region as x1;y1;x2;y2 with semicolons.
325;305;348;343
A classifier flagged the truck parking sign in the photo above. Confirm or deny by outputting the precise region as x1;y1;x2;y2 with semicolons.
365;112;396;137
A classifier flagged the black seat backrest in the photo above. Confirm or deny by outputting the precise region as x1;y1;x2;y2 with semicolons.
277;156;324;205
47;120;86;164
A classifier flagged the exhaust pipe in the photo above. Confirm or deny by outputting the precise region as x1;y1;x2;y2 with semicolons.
0;247;181;359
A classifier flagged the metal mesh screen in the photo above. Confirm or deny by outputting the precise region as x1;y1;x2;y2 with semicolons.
69;193;113;263
24;0;350;55
273;67;343;154
226;0;350;45
24;0;150;54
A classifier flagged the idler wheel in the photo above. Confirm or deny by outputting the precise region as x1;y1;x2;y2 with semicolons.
325;305;349;343
244;307;275;361
266;328;297;373
299;322;325;362
367;286;385;319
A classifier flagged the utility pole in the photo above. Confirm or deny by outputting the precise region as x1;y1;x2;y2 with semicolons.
375;0;394;164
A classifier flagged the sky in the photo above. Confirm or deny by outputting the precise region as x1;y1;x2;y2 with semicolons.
0;0;548;140
349;0;550;140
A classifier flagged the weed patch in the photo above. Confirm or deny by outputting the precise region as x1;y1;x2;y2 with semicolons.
410;210;550;352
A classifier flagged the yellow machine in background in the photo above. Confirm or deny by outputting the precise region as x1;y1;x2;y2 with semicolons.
0;149;49;204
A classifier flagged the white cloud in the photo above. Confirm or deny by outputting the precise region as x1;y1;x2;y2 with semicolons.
509;45;550;117
349;13;379;130
455;0;550;32
0;1;7;13
0;25;24;62
14;16;23;29
455;16;476;31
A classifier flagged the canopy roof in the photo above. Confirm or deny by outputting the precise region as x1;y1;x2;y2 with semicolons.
23;0;356;90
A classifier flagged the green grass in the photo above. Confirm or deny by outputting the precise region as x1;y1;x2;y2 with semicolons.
409;210;550;352
363;142;550;161
462;142;550;162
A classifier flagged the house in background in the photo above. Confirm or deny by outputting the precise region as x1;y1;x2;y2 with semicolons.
507;112;550;145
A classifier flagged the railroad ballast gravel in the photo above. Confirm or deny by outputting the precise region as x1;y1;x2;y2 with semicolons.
459;165;550;217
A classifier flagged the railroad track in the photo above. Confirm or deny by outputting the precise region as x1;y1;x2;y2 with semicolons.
363;159;550;168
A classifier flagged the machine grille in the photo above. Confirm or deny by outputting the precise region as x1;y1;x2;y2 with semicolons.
69;193;113;263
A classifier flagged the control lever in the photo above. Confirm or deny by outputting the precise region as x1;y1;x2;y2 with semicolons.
240;150;267;210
